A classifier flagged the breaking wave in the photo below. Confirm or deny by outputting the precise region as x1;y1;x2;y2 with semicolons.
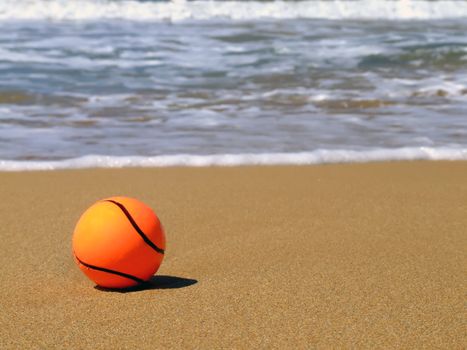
1;0;466;22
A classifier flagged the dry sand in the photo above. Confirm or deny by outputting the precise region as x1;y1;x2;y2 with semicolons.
0;162;465;349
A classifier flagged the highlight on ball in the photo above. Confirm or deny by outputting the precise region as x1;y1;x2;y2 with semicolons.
72;196;166;289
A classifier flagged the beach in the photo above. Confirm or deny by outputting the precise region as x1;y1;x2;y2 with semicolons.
1;0;466;348
0;161;465;348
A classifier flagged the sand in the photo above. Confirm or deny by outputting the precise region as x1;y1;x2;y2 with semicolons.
0;162;465;349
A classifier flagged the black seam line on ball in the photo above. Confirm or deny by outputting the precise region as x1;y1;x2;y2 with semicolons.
103;199;165;255
74;254;145;284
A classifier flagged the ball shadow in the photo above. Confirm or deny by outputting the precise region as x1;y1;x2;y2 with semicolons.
94;275;198;293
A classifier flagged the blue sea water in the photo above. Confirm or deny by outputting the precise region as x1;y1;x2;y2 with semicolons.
1;0;467;169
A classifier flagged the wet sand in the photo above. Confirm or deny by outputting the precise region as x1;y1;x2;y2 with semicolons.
0;162;465;348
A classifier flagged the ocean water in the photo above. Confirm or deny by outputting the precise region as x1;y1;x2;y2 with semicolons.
1;0;467;170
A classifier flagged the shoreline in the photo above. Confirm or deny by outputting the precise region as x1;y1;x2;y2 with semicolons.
0;161;465;348
1;146;467;171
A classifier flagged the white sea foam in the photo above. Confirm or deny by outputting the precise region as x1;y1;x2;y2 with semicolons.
1;147;467;171
0;0;466;21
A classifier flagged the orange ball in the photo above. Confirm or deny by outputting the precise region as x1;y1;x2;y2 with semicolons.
72;196;165;289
